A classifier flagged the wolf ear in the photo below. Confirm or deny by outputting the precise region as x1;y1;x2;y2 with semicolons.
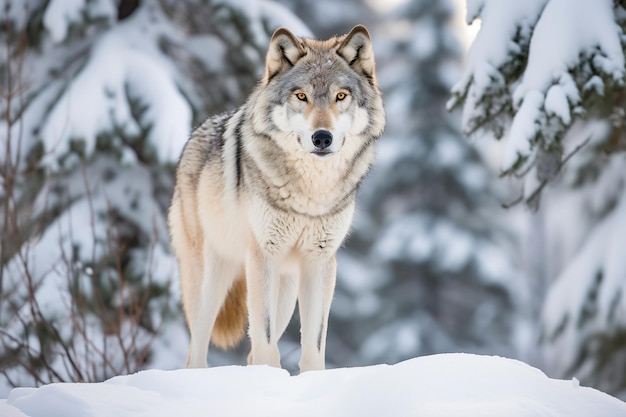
265;28;306;82
337;25;376;82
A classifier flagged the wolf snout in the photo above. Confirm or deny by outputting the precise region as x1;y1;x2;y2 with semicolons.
312;130;333;150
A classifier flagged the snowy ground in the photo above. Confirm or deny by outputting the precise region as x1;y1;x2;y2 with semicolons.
1;354;625;417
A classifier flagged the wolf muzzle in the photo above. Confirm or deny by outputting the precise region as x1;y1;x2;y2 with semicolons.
312;130;333;151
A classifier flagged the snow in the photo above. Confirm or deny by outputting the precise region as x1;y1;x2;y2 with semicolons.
474;240;516;286
502;89;542;170
43;0;86;43
432;135;465;167
42;0;116;44
410;20;438;59
2;354;625;417
449;0;547;115
40;3;192;168
432;220;473;271
259;1;313;38
456;161;487;190
465;0;486;23
360;320;424;361
516;0;624;95
544;84;571;125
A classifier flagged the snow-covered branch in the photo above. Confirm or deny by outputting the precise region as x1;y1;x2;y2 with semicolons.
450;0;626;192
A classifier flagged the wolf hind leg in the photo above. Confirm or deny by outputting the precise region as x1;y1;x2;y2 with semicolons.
186;249;239;368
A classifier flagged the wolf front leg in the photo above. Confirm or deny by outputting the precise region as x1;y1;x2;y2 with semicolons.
298;255;337;372
245;243;282;368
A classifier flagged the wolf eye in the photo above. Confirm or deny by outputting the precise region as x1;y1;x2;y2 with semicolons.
336;92;347;101
296;92;307;101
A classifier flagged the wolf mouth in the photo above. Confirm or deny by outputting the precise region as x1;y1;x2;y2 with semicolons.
312;151;332;158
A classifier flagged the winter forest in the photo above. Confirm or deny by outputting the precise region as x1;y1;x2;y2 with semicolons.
1;0;626;403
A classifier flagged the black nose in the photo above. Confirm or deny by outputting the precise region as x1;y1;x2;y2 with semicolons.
312;130;333;150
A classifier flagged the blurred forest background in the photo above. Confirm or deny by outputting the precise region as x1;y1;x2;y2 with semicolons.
1;0;626;400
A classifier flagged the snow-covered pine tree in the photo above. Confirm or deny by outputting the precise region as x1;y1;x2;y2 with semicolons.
0;0;309;391
317;0;520;367
450;0;626;397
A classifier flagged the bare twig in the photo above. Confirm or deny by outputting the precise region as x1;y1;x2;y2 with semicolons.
501;136;593;209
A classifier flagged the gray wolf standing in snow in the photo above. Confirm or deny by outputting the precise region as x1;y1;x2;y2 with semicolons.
168;25;385;372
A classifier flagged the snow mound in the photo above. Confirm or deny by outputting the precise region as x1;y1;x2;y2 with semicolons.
2;354;625;417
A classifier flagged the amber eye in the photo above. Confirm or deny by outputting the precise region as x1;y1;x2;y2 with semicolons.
336;92;347;101
296;92;307;101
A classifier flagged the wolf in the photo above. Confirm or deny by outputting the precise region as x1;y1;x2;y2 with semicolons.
168;25;385;372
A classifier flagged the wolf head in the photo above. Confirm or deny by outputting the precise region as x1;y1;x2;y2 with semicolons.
252;25;385;159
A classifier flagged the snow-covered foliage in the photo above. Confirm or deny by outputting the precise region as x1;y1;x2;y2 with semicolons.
540;136;626;395
452;0;626;397
3;354;626;417
449;0;626;191
543;191;626;390
3;0;311;170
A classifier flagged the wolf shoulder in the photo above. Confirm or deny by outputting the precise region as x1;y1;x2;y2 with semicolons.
175;110;236;186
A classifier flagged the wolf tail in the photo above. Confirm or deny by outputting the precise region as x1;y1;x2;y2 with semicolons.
211;278;248;349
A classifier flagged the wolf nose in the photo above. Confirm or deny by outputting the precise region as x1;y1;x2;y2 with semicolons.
312;130;333;150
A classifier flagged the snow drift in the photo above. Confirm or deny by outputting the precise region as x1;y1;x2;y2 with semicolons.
2;354;625;417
